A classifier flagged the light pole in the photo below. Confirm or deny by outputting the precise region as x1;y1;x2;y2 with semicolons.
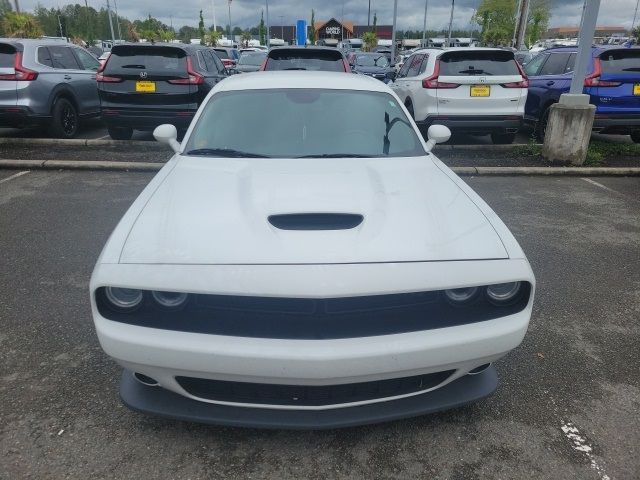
212;0;217;34
368;0;371;27
265;0;270;47
446;0;455;48
279;15;284;41
341;1;344;42
632;0;640;33
422;0;429;45
106;0;116;44
228;0;232;46
391;0;397;66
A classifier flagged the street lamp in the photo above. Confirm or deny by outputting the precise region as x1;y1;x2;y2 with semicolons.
279;15;284;41
422;0;429;45
446;0;455;48
265;0;270;47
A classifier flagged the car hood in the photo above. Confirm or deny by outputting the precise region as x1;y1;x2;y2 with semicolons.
119;156;508;265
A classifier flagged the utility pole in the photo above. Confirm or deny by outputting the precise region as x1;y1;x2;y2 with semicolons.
341;1;344;42
368;0;371;27
446;0;455;48
106;0;116;44
422;0;429;45
511;0;522;47
265;0;270;47
279;15;284;41
114;0;123;41
228;0;232;46
514;0;530;50
570;0;601;94
391;0;398;66
632;0;640;33
212;0;217;33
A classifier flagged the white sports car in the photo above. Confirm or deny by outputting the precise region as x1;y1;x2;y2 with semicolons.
90;72;535;429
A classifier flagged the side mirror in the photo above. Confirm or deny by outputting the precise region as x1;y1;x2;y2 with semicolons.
153;124;181;153
425;124;451;152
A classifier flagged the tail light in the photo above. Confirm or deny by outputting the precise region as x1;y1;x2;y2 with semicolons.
584;58;622;87
259;58;268;71
342;59;351;72
502;61;529;88
0;52;38;81
421;61;458;89
168;57;204;85
95;56;122;83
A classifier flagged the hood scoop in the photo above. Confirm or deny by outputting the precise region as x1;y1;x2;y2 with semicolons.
268;213;364;231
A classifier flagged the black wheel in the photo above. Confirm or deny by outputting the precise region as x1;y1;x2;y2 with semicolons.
108;126;133;141
630;132;640;143
535;106;551;142
49;98;78;139
490;132;516;145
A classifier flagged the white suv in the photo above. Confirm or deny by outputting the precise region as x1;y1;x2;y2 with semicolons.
390;48;528;144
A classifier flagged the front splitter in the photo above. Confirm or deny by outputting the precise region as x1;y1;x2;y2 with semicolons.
119;367;498;429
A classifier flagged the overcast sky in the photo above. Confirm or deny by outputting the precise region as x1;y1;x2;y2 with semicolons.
17;0;640;32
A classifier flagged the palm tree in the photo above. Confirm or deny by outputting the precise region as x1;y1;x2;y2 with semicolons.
1;12;43;38
241;30;252;47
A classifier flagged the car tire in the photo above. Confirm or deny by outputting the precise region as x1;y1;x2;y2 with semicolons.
630;132;640;143
49;98;79;139
535;106;552;143
490;133;516;145
108;126;133;141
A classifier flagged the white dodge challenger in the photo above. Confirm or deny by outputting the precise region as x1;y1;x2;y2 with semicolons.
90;72;535;428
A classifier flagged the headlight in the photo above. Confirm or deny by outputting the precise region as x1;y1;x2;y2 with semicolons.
486;282;522;305
104;287;143;311
444;287;479;304
151;290;188;309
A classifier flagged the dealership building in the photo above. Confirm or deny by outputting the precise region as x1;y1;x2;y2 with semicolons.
269;18;393;45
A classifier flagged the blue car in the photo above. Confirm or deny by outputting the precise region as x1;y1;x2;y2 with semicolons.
524;46;640;142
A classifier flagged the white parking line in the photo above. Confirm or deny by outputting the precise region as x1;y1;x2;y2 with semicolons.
96;135;110;140
560;421;610;480
581;178;618;193
0;170;29;185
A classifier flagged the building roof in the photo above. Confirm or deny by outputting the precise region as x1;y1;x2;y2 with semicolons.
314;18;354;34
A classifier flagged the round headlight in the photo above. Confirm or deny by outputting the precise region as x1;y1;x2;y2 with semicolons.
486;282;522;304
444;287;479;304
151;291;188;309
104;287;143;311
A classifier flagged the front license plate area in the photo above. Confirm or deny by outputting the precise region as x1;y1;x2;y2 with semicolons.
470;85;491;97
634;84;640;96
136;81;156;93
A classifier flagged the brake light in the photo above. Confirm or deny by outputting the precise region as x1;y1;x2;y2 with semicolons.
342;59;350;72
421;61;458;89
584;58;622;87
502;61;529;88
259;58;268;71
168;57;204;85
95;57;122;83
0;52;38;81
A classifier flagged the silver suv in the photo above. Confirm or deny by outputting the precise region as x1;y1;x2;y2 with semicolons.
0;39;100;138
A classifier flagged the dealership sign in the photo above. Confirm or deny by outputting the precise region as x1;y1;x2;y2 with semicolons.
325;26;341;35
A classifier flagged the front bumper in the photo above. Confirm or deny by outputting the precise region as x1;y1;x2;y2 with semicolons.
120;366;498;429
417;115;523;135
593;113;640;135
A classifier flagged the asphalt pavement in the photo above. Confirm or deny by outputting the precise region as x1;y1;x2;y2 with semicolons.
0;170;638;479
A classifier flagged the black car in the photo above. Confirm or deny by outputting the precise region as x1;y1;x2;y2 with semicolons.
261;46;349;72
97;43;228;140
350;53;396;83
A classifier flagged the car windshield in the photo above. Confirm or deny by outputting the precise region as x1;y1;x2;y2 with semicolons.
186;89;425;158
264;50;345;71
600;49;640;73
439;50;519;76
105;46;186;76
356;55;389;67
238;53;265;66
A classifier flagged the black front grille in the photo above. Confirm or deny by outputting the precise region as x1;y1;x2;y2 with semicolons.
176;370;455;406
95;283;531;339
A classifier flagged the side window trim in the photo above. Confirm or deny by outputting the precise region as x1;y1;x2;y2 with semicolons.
196;51;208;72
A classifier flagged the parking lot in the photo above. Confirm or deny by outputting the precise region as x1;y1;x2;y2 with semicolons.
1;170;638;479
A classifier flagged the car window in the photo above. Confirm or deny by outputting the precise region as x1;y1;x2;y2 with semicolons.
439;50;519;76
524;53;547;76
186;89;425;158
406;54;425;77
213;49;231;60
49;46;81;70
565;53;577;73
264;49;345;72
74;48;100;71
37;47;54;67
196;51;209;71
104;46;187;76
537;52;572;76
419;54;430;74
355;55;389;67
208;51;225;73
238;53;265;66
397;56;412;78
599;49;640;74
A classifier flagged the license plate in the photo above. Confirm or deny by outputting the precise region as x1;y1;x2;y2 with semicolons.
135;81;156;93
634;84;640;96
470;85;491;97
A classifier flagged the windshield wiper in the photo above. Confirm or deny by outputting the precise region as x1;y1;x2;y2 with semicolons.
120;64;146;69
296;153;371;158
458;69;492;75
284;67;307;70
185;148;269;158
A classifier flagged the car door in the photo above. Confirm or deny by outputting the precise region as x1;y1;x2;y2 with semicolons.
48;45;94;115
525;52;573;120
71;47;101;115
391;54;424;105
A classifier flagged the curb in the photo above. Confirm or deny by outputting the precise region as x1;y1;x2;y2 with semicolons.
2;159;639;176
0;137;167;148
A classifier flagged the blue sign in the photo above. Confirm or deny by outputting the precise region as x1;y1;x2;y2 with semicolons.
296;20;307;46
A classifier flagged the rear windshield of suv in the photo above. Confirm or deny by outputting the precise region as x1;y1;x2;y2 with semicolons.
213;49;231;60
104;46;187;76
439;50;519;76
599;49;640;74
0;44;16;68
264;49;345;72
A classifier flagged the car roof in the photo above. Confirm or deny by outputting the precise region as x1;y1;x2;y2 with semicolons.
269;46;341;52
215;71;391;93
0;38;80;49
110;42;206;52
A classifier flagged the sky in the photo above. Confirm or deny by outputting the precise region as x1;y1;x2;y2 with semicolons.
16;0;640;33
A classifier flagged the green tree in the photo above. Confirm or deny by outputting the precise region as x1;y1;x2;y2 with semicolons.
241;30;252;47
232;26;242;35
259;11;266;45
526;0;550;46
362;31;377;51
204;30;221;46
308;9;316;45
198;10;205;45
1;11;43;38
474;0;517;46
179;25;198;43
